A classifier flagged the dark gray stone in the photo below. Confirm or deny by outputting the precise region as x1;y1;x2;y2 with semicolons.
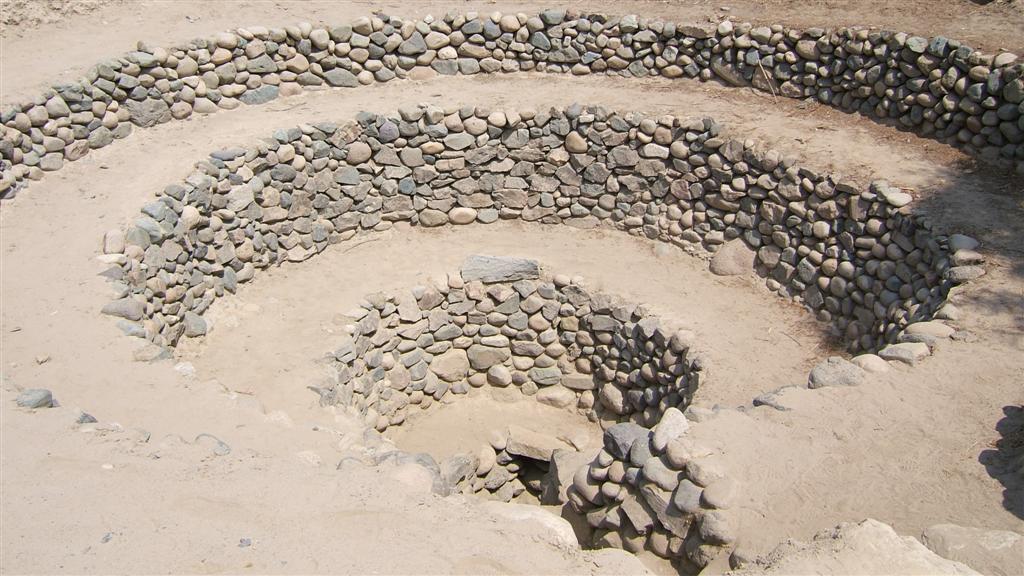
183;311;207;337
271;164;297;181
398;32;427;55
16;388;53;409
247;54;278;74
323;69;360;88
125;98;171;128
604;422;650;460
529;32;551;50
238;85;279;105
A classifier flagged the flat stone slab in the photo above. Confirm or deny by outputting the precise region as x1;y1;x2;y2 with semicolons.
878;342;931;365
505;425;569;462
904;321;955;339
460;255;539;284
921;523;1024;576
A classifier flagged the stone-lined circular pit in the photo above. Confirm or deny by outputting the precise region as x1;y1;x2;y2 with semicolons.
99;104;983;360
327;254;699;431
327;255;726;570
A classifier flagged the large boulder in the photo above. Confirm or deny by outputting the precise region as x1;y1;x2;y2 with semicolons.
16;389;53;409
505;425;570;461
710;56;748;87
851;353;890;373
652;407;690;452
101;298;145;321
477;500;580;550
376;451;447;495
598;382;628;414
466;344;509;370
878;342;931;365
535;385;575;408
182;311;207;337
921;524;1024;576
323;68;360;87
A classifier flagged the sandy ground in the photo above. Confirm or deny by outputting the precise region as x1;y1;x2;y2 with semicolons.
180;222;825;416
2;1;1024;574
388;393;604;462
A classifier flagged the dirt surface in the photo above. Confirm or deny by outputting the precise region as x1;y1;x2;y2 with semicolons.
730;519;980;575
1;393;652;575
2;1;1024;574
0;0;116;28
181;221;824;416
389;393;604;463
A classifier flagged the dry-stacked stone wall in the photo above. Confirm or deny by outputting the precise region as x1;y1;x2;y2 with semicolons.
99;104;980;356
3;10;998;571
330;257;727;569
3;9;1023;198
327;255;699;432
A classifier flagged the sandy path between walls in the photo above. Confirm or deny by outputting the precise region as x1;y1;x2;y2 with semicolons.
2;10;1023;574
179;222;824;415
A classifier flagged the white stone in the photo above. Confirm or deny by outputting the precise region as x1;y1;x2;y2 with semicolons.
851;354;890;373
449;207;477;224
651;407;689;452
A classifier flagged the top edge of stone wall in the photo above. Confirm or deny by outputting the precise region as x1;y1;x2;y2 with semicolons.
2;8;1023;198
98;103;985;363
327;257;699;429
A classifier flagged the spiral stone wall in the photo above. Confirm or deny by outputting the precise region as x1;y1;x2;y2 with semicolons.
0;9;1001;575
98;104;980;357
3;9;1023;199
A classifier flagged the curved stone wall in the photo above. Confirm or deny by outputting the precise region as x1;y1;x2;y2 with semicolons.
98;105;983;355
3;10;1022;198
328;255;699;432
328;257;724;568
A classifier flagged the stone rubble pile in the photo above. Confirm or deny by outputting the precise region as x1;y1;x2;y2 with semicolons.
567;409;741;570
3;9;1022;197
326;256;699;433
433;424;586;504
97;104;981;355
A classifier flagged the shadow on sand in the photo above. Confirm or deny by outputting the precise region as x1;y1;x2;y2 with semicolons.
980;405;1024;520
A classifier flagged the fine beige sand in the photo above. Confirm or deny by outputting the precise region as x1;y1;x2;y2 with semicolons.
2;1;1023;574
